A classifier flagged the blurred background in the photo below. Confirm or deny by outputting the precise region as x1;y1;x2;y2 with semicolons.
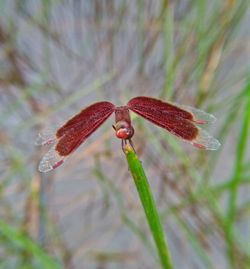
0;1;250;269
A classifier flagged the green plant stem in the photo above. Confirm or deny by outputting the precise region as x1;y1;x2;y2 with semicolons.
124;145;173;269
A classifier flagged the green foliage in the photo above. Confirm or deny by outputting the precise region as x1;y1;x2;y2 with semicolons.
0;220;62;269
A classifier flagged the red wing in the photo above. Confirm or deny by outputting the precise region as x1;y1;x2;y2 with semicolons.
127;96;220;150
38;102;115;172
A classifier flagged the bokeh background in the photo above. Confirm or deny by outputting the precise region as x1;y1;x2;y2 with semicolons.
0;1;250;269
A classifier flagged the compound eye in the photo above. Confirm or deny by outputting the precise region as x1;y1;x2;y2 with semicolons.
116;128;129;139
114;120;134;139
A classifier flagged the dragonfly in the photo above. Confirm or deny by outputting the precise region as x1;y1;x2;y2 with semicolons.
36;96;220;172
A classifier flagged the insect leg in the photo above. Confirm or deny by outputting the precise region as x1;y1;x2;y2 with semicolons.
121;139;126;153
128;138;136;153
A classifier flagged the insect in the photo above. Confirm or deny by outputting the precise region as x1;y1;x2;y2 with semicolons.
36;96;220;172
